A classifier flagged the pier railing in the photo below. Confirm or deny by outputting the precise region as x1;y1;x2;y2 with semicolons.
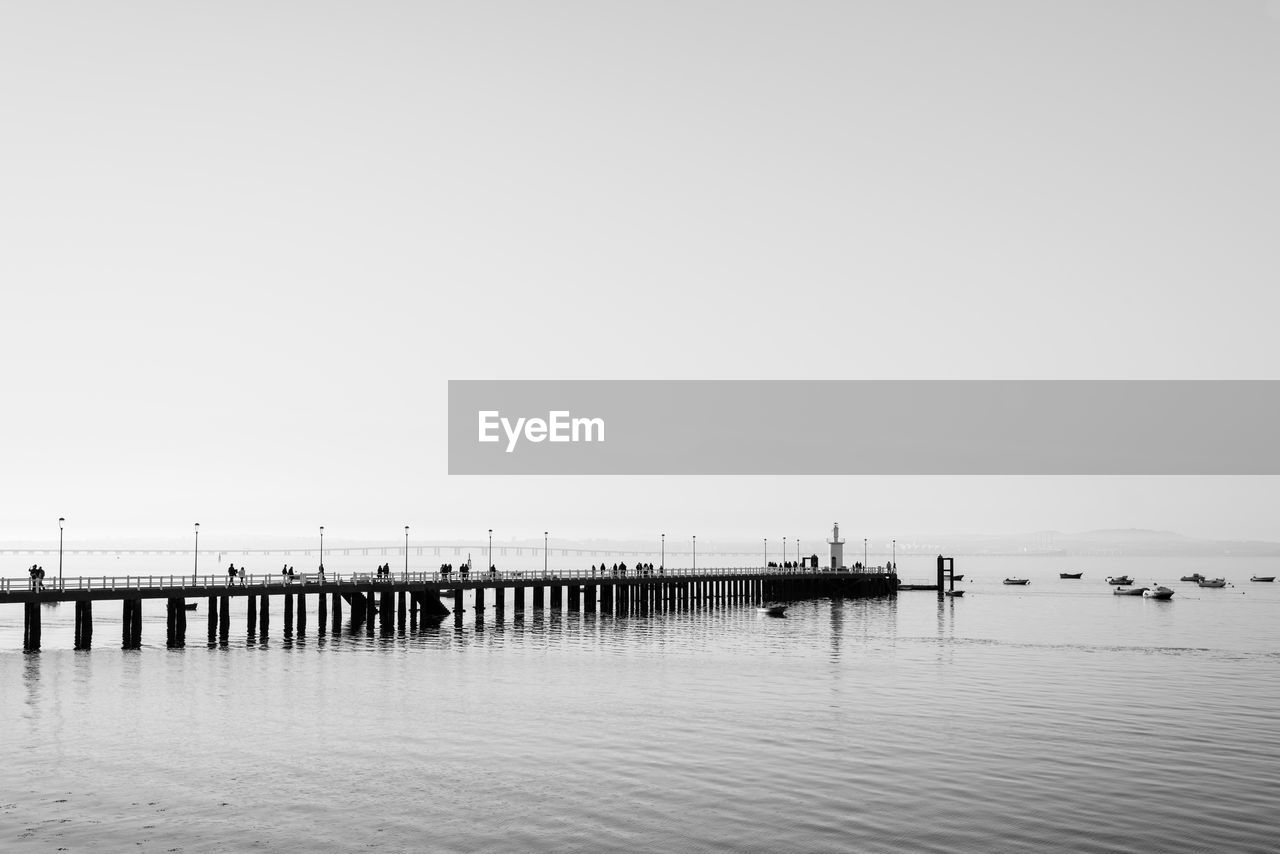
0;565;892;594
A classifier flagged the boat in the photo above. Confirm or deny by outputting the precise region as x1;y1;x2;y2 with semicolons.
184;602;198;611
1250;576;1276;582
945;590;965;597
757;604;787;616
952;574;965;581
1059;572;1083;579
1113;586;1148;596
1180;573;1205;582
1197;578;1227;588
1143;586;1174;600
1002;578;1030;585
1106;576;1134;586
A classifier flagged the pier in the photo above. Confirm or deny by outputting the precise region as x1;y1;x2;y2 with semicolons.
2;566;898;651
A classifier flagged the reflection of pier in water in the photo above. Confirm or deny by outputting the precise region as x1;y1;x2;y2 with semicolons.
3;567;899;652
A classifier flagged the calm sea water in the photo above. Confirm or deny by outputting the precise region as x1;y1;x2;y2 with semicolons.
2;555;1278;853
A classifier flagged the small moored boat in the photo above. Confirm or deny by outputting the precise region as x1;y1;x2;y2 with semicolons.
1180;573;1205;582
758;604;787;616
1002;578;1030;585
952;574;964;581
1143;586;1174;600
1197;578;1227;588
1250;576;1276;582
1106;576;1134;586
1059;572;1083;579
1114;586;1148;596
184;602;198;611
945;589;965;597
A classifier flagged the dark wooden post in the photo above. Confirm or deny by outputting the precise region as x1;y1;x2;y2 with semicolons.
475;586;485;613
23;602;40;652
318;590;327;634
514;586;525;614
283;593;294;637
297;593;307;636
533;585;545;609
331;591;341;630
584;585;596;613
247;594;257;636
207;596;218;642
396;590;406;630
219;594;230;642
453;589;464;617
259;594;270;637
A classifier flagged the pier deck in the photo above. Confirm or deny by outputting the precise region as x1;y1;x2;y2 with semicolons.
3;566;898;652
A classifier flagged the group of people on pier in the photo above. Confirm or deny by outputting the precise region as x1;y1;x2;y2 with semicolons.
374;563;396;580
592;562;661;577
281;565;299;583
227;564;247;585
27;565;47;590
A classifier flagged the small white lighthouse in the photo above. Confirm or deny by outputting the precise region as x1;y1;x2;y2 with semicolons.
828;522;845;570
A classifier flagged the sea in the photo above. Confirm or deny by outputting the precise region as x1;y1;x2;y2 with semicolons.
2;553;1278;853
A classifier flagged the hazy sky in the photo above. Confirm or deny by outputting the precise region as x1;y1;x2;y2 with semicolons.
3;2;1279;544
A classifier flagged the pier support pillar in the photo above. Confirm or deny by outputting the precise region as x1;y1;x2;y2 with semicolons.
297;593;307;636
533;585;545;609
365;589;376;635
514;587;525;614
247;594;257;636
493;587;504;618
567;584;580;612
331;591;341;630
24;601;41;652
318;591;327;634
475;586;485;613
396;590;406;631
207;596;218;642
74;599;94;650
380;589;394;635
585;585;596;613
218;594;230;642
551;585;563;610
600;583;613;614
453;589;464;617
259;594;270;638
284;593;294;637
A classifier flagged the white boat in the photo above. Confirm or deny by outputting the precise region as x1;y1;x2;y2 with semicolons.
1143;586;1174;600
757;604;787;616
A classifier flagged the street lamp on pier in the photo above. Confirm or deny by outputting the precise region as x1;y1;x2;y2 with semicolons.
58;518;65;588
892;538;896;570
783;537;787;567
193;522;200;584
661;533;665;569
319;526;325;572
488;529;493;572
544;531;548;575
692;535;696;572
764;537;767;567
864;538;868;568
405;526;410;576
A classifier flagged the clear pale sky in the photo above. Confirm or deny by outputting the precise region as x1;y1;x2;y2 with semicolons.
3;2;1279;544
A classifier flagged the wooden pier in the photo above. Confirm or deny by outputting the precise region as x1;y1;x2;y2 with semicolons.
2;566;898;651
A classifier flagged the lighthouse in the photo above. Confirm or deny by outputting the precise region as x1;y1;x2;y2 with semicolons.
828;522;845;570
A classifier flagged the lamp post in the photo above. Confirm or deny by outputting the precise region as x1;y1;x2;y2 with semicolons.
764;537;767;567
783;536;787;568
863;537;867;568
692;535;696;572
661;533;665;569
892;538;896;570
404;526;410;577
544;531;548;575
488;528;493;572
193;522;200;584
58;517;65;588
319;526;325;572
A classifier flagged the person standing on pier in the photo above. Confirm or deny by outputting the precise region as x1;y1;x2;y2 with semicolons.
228;563;237;586
238;566;246;586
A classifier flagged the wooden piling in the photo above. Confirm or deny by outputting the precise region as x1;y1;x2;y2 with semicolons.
396;590;406;630
331;591;341;630
318;591;327;633
297;593;306;636
475;586;485;612
219;594;230;642
247;594;257;636
533;585;545;609
284;593;294;637
259;594;270;638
